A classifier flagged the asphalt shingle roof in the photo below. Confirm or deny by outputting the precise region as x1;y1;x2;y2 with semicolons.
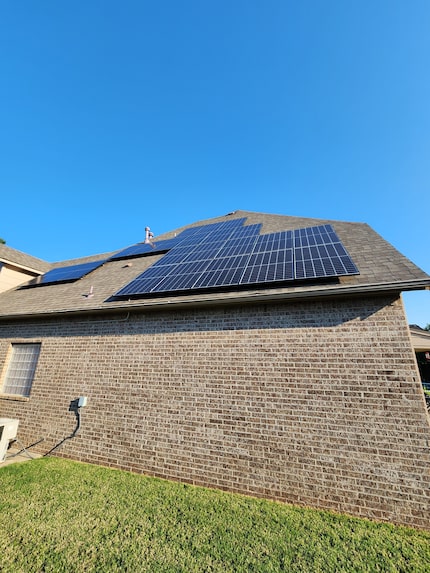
0;210;428;319
0;244;51;274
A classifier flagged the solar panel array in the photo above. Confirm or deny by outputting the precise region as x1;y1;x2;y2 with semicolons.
37;260;106;285
109;219;252;260
114;220;359;298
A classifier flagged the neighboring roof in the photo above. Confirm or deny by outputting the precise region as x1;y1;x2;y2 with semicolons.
0;244;51;274
409;325;430;352
0;210;429;320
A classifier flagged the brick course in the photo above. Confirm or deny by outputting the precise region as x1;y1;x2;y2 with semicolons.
1;294;429;529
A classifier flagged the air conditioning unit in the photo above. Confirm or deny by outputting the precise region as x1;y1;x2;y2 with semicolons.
0;418;19;463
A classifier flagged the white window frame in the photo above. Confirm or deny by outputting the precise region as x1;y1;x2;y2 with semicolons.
1;343;41;397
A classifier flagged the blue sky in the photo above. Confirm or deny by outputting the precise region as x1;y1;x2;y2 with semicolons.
0;1;429;326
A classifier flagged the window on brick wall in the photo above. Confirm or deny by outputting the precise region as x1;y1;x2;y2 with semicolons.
1;343;41;397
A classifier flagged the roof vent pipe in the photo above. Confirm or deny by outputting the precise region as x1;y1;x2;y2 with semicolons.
144;227;155;248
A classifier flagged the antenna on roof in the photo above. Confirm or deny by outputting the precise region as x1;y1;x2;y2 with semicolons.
144;226;156;249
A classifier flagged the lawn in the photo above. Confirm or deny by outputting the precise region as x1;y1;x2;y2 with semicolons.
0;458;429;572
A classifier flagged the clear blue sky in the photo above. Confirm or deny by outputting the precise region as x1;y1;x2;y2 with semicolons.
0;1;429;326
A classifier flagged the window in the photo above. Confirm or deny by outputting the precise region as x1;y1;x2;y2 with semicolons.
1;343;41;397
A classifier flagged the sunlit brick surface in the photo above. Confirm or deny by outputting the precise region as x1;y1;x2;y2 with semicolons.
1;295;429;529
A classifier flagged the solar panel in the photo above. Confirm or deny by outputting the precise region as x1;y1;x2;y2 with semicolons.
37;260;106;285
232;223;262;238
110;219;248;261
113;221;359;298
109;237;183;260
174;218;248;247
293;224;358;279
216;236;259;258
240;248;294;285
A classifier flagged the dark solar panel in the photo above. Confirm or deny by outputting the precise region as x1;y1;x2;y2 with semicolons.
255;230;294;252
216;236;259;258
240;248;294;285
182;242;226;263
109;237;183;260
110;219;248;261
117;275;164;294
175;219;247;247
293;224;358;280
232;223;262;238
113;221;359;298
156;272;201;292
38;260;106;285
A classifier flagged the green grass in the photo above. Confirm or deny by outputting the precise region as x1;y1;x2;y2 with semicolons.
0;458;429;572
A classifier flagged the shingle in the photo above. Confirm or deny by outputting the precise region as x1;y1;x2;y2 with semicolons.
0;244;51;273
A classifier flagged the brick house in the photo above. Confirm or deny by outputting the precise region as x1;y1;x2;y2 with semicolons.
1;210;429;529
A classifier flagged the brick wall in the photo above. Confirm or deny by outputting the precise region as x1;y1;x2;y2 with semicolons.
1;294;429;529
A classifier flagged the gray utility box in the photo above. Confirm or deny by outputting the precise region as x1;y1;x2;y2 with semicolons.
0;418;19;463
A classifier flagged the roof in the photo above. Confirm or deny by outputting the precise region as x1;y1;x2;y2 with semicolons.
409;325;430;352
0;210;429;320
0;244;51;274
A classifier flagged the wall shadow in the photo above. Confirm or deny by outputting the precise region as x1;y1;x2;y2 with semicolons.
44;398;81;456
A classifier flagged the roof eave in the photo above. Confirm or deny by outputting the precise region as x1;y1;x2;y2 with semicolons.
0;279;428;322
0;258;47;275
